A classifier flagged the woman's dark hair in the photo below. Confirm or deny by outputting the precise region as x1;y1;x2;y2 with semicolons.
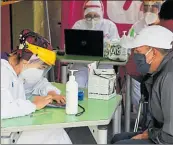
16;53;22;65
11;50;23;65
159;0;173;20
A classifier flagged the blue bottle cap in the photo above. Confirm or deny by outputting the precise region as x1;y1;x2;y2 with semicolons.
78;90;84;101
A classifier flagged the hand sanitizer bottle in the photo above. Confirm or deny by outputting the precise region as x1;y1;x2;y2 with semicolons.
119;31;129;61
66;70;78;115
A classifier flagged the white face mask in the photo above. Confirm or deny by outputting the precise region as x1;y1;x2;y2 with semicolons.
19;68;44;90
86;19;101;30
144;12;158;25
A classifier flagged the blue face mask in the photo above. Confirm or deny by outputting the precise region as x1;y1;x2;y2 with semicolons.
134;48;153;75
134;53;150;74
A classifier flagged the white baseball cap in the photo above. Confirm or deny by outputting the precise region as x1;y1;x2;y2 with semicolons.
122;25;173;50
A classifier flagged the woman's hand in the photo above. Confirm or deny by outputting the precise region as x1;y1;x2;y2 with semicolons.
32;95;53;110
52;94;66;105
48;91;66;105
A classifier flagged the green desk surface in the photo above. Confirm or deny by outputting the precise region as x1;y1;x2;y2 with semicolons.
1;83;122;133
57;54;127;66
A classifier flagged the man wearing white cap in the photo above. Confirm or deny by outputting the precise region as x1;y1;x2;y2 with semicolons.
128;0;164;113
111;25;173;144
72;0;119;88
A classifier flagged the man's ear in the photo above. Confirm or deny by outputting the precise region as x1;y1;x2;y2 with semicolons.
153;47;158;55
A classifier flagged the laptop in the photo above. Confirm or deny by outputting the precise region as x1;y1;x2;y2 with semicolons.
64;29;104;57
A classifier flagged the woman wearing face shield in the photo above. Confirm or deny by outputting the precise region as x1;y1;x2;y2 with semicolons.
18;29;66;105
1;44;72;144
19;55;66;105
71;0;120;88
127;0;163;113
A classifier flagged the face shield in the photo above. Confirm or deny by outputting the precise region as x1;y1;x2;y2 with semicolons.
85;13;101;21
143;2;162;25
143;3;160;14
19;55;52;91
85;12;101;29
26;57;52;77
84;2;103;30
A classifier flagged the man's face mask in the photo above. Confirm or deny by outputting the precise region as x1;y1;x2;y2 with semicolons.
134;48;153;75
144;12;158;25
143;3;160;25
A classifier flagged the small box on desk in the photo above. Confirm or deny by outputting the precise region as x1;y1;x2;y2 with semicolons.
88;68;116;100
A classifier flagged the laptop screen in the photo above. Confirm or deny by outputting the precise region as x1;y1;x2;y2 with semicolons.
64;29;104;57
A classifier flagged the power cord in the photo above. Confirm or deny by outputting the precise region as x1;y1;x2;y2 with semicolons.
97;58;105;69
76;104;85;117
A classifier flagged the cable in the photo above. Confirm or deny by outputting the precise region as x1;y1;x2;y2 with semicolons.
97;58;105;69
75;104;85;117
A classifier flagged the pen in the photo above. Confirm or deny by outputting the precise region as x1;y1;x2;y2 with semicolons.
30;111;51;117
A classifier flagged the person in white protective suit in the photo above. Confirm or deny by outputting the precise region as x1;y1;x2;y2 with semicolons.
71;0;120;88
1;45;72;144
19;54;66;103
128;0;163;112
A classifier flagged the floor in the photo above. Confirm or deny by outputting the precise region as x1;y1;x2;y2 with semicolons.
66;113;136;144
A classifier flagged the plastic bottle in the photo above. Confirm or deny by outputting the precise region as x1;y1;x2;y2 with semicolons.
66;70;78;115
119;31;129;61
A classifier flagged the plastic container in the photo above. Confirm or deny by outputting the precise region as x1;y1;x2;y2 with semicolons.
66;70;78;115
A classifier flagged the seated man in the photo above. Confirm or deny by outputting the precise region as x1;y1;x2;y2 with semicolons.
71;0;119;88
111;25;173;144
127;0;163;113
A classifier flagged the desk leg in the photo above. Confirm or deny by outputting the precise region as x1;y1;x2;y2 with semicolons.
125;74;131;132
1;137;10;144
112;104;121;137
97;125;108;144
1;132;22;144
61;64;68;84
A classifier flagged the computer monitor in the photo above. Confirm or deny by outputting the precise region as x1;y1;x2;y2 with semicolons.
64;29;104;57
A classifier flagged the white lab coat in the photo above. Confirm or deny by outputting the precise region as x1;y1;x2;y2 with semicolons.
71;19;120;88
1;59;72;144
24;77;61;99
128;17;147;36
72;19;119;41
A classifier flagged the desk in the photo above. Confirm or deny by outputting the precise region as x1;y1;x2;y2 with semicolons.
1;83;122;144
57;54;131;132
